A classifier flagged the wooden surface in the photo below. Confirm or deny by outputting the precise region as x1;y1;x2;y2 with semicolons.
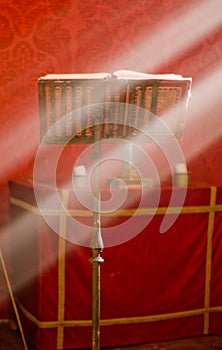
1;321;222;350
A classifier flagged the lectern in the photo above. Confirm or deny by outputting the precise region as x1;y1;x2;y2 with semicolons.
37;70;191;350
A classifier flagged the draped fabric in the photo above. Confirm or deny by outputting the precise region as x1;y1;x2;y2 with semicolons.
8;180;222;349
0;0;222;319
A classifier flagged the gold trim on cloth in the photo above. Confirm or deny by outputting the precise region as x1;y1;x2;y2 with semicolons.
9;197;222;217
15;301;222;327
204;186;217;334
10;185;222;347
57;189;69;349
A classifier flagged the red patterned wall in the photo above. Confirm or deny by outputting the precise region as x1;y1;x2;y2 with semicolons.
0;0;222;317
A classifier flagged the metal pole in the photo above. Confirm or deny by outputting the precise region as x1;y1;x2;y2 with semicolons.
90;121;104;350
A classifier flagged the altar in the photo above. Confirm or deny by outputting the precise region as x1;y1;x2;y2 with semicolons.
9;180;222;350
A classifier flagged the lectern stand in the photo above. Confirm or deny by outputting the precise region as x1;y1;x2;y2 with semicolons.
90;118;104;350
37;70;191;349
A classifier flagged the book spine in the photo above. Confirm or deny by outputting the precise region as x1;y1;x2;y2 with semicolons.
54;85;62;137
74;86;83;138
112;86;121;138
150;82;159;116
122;84;131;137
130;85;142;136
143;86;152;131
43;84;53;138
103;84;111;139
84;86;93;138
126;84;134;137
64;85;73;138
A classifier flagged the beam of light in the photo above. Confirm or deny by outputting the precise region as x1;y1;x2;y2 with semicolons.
2;68;221;303
180;65;222;161
0;114;38;182
139;64;222;182
0;212;39;305
1;0;222;308
0;206;79;308
2;63;221;307
72;64;222;229
1;74;219;308
107;0;222;73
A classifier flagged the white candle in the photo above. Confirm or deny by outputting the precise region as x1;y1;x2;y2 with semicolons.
175;163;187;174
74;165;86;176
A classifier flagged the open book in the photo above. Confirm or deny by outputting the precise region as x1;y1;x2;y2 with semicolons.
40;69;190;81
38;70;192;143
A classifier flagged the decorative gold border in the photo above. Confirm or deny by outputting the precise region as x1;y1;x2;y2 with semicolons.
10;197;222;217
16;301;222;328
204;186;217;334
10;186;222;348
57;189;69;349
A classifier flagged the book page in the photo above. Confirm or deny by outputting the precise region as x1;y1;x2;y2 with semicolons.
39;73;110;80
113;69;190;81
39;70;191;82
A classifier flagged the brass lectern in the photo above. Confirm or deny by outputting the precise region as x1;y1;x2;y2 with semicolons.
37;70;191;350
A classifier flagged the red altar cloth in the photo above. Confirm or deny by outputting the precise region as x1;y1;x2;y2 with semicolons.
9;180;222;349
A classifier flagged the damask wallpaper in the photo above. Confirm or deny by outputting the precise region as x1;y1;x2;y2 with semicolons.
0;0;222;317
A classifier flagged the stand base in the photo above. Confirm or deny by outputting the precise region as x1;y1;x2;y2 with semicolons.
90;248;104;350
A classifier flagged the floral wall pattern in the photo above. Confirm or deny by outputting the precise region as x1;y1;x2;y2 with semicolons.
0;0;222;317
